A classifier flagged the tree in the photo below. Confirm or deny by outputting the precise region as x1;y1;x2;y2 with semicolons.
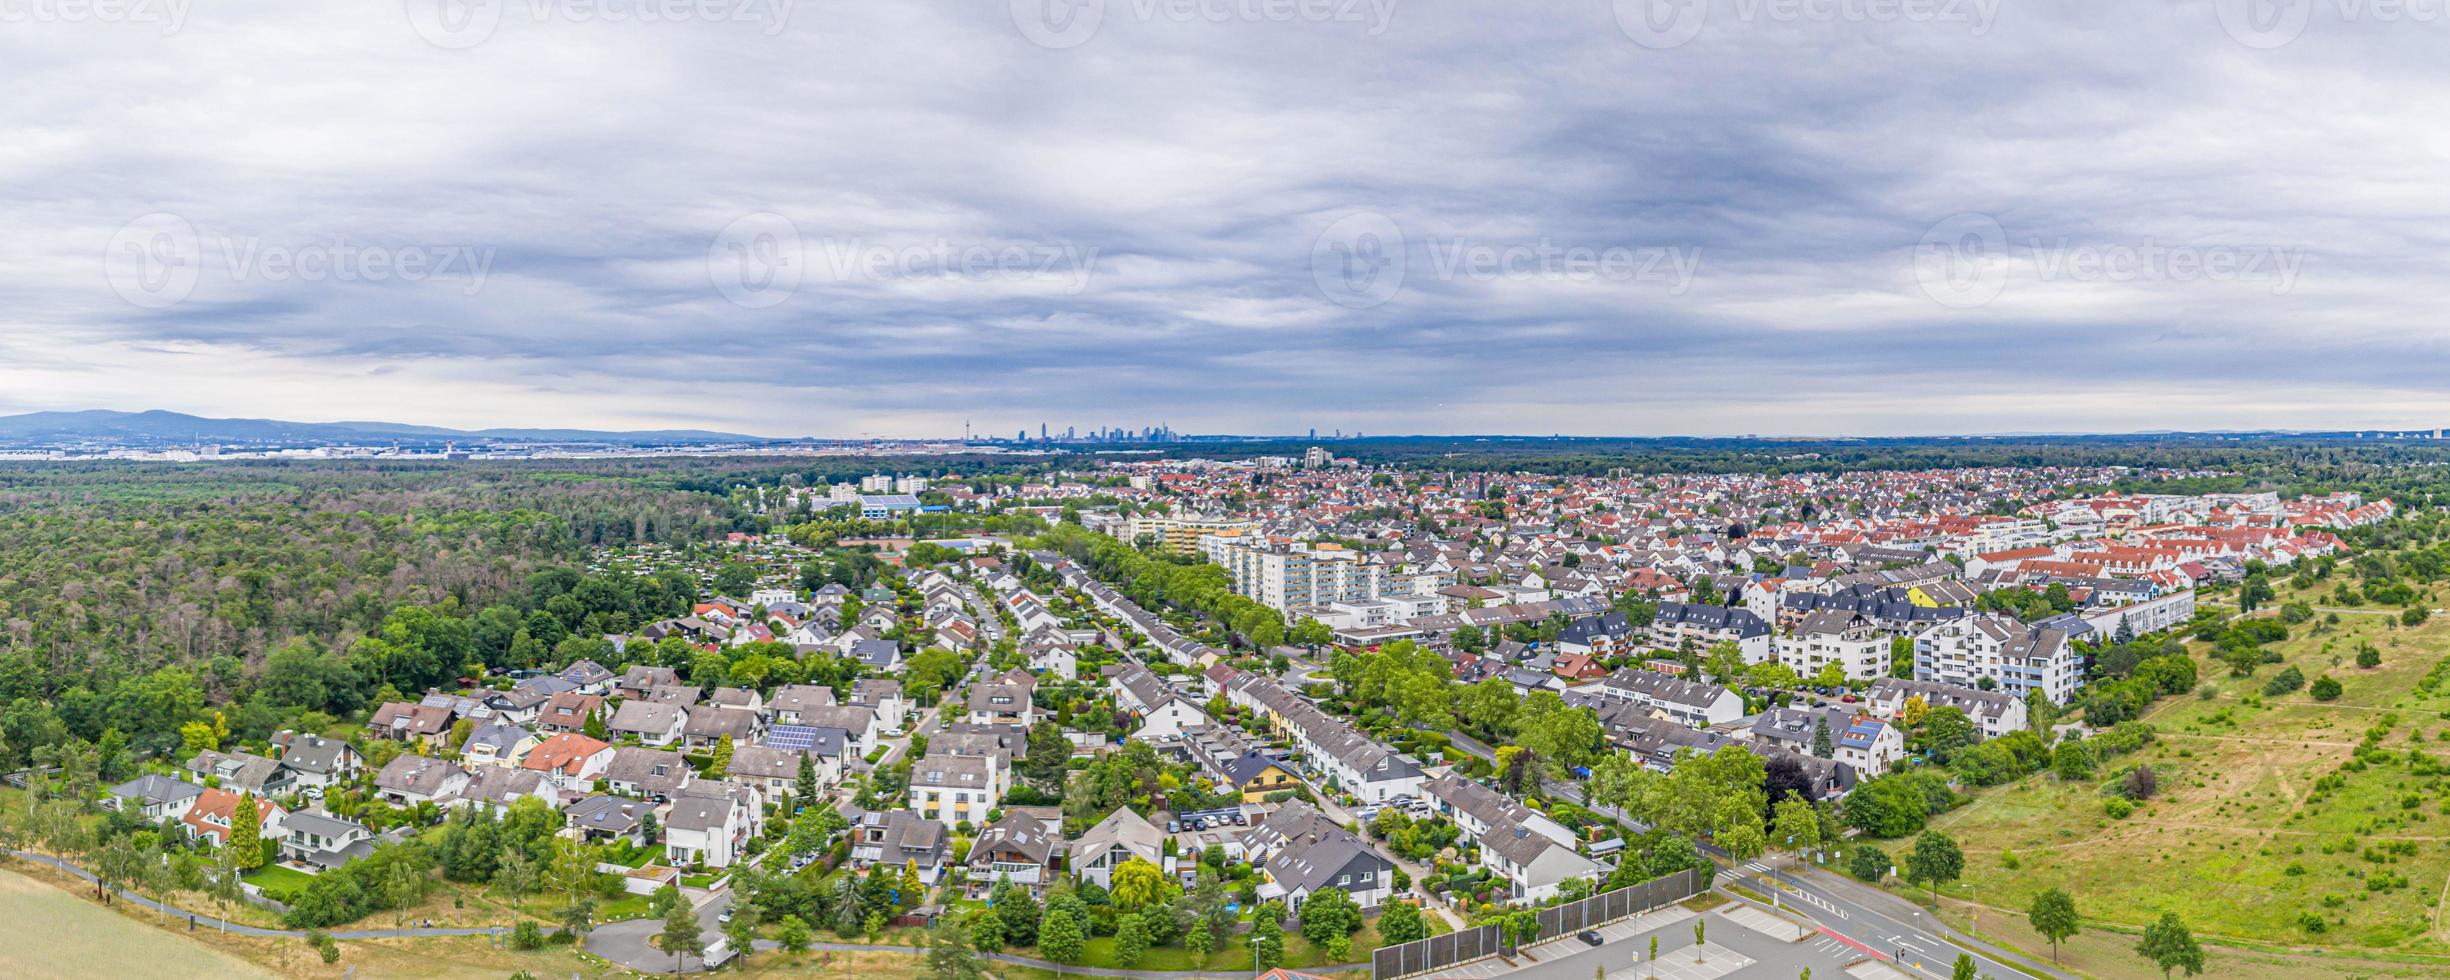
227;793;264;870
898;861;925;912
1299;886;1360;945
926;917;989;980
708;734;734;778
1693;918;1706;963
1038;907;1085;974
2135;912;2205;979
1771;793;1822;872
2027;887;2079;964
992;876;1039;947
723;901;762;968
796;751;821;813
1110;857;1163;910
1378;900;1426;945
1184;903;1216;968
2052;741;2093;781
1848;844;1891;881
2311;675;2343;701
1113;911;1150;968
1250;915;1285;971
1810;716;1834;758
1904;831;1963;906
658;890;707;972
1951;953;1977;980
494;850;541;911
777;914;814;955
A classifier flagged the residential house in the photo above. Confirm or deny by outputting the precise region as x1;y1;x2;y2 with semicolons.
767;685;837;725
604;746;695;801
908;751;1007;829
1778;609;1890;682
279;811;376;868
537;692;605;734
453;767;560;816
461;721;539;769
1246;803;1394;911
186;749;295;797
368;701;455;747
269;732;364;789
850;808;952;885
1071;807;1163;888
664;785;759;869
607;701;689;747
1593;668;1744;727
849;679;908;735
682;706;761;751
617;666;680;699
1865;677;2030;739
182;787;286;847
966;806;1062;893
106;774;203;822
521;732;616;792
966;669;1039;726
563;795;653;845
374;754;472;806
1476;819;1603;904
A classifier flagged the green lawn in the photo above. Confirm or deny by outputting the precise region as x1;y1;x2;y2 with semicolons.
1909;577;2450;956
239;864;316;894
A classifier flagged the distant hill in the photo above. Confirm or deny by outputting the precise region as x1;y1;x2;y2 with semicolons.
0;410;773;447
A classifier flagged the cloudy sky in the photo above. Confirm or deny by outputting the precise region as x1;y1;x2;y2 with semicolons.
5;1;2447;438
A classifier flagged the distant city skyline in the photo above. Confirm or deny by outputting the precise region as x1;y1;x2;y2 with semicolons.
9;6;2449;438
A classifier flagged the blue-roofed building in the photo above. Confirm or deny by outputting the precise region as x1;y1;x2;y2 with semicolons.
858;494;923;518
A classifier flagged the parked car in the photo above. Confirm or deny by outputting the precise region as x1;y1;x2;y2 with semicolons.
1167;820;1181;833
1576;930;1603;946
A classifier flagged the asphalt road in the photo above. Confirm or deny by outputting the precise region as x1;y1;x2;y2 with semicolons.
1440;730;2058;980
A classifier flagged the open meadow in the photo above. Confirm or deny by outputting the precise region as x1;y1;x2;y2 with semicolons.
1913;577;2450;965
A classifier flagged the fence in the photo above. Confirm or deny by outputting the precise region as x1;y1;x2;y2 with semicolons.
1371;923;1504;980
1534;866;1710;938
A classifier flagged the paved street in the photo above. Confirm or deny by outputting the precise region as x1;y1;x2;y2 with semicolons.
1438;732;2055;979
1476;902;1867;980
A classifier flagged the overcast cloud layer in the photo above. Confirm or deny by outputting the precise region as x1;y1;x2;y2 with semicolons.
4;0;2447;438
